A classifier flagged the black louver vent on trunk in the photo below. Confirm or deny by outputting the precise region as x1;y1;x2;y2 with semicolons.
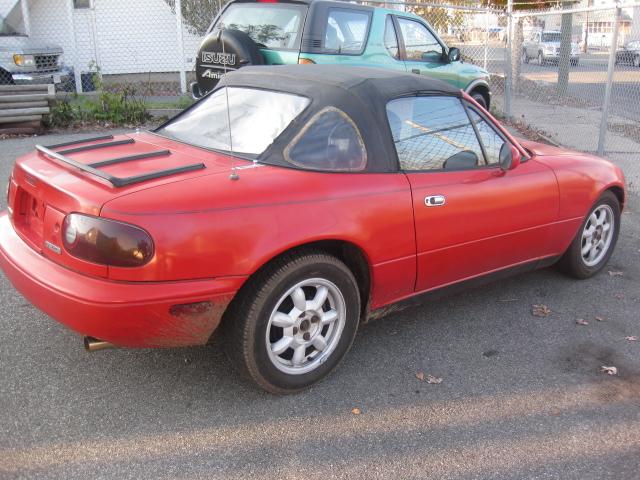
36;136;205;188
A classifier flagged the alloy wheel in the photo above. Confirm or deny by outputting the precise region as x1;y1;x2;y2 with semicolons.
581;205;615;267
265;278;346;375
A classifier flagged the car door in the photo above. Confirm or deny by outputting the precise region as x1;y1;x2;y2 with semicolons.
386;95;560;292
395;16;458;84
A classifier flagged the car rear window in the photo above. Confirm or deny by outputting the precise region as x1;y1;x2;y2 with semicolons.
157;88;309;155
324;9;371;54
213;3;307;51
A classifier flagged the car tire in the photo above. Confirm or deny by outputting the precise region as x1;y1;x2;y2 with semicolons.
557;191;620;279
522;50;529;64
471;92;488;109
0;68;14;85
634;55;640;68
195;28;264;96
224;250;360;394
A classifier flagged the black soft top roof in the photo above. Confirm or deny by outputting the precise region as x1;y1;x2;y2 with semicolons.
220;65;459;101
218;65;461;172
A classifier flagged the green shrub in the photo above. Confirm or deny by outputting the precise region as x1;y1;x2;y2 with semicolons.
46;73;150;128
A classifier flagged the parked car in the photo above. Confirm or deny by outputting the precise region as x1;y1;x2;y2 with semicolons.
192;0;492;109
615;40;640;67
0;66;625;393
522;30;580;66
0;14;72;87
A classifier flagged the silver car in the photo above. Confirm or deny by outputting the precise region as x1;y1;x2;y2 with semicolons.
522;31;580;66
0;14;72;87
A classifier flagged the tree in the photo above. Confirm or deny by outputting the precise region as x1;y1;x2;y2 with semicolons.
163;0;228;36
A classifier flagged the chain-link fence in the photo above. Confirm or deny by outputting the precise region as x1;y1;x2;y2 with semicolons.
2;0;639;157
1;0;211;96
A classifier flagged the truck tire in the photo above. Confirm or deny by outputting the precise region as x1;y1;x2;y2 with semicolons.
195;28;264;97
0;69;15;85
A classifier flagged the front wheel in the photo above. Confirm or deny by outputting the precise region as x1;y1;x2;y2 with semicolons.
471;92;488;109
557;191;620;279
224;251;360;394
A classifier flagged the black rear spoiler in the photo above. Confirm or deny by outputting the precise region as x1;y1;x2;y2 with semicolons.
36;137;205;188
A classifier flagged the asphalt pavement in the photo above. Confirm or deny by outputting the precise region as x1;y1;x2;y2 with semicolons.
1;131;639;479
464;46;640;123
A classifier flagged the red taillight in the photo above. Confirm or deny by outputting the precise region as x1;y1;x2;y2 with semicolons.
62;214;154;267
298;58;315;64
257;0;278;3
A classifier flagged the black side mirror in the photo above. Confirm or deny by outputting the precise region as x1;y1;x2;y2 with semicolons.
191;82;203;100
448;47;461;63
499;143;521;171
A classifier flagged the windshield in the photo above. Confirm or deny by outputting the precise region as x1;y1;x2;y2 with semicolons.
0;15;24;37
213;3;307;50
157;87;309;155
542;32;561;42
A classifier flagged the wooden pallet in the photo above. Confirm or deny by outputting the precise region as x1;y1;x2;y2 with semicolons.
0;84;55;134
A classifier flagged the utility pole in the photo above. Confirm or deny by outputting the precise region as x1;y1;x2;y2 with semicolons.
505;0;513;118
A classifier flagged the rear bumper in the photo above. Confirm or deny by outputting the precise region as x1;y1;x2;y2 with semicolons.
0;214;245;348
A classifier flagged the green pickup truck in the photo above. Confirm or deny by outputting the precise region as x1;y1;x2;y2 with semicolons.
193;0;492;109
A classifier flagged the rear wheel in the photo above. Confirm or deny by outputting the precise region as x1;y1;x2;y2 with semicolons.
224;251;360;394
557;191;620;279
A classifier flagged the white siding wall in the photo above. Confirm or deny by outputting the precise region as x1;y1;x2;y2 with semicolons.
26;0;204;75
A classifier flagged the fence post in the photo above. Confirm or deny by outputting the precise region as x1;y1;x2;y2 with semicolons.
505;0;513;118
65;0;82;93
484;10;489;71
597;5;621;156
175;0;187;95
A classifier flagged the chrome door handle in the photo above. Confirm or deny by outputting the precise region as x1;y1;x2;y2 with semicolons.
425;195;446;207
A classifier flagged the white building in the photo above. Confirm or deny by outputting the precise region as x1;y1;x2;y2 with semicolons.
2;0;204;92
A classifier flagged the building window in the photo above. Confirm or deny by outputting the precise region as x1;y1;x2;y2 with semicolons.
74;0;92;9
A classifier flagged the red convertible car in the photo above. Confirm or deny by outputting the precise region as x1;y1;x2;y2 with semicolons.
0;66;625;393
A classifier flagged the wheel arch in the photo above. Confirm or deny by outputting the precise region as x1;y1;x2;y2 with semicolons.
465;79;491;110
218;239;373;337
606;184;625;211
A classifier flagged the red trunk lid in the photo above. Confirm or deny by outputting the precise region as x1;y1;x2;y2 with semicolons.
8;132;236;275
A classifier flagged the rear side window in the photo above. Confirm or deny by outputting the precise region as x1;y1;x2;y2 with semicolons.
285;107;367;171
324;9;371;54
214;4;306;50
387;96;484;171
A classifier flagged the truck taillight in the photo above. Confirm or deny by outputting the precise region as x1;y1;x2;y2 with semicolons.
62;214;154;267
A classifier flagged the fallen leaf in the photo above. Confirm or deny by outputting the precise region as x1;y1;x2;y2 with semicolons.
426;375;443;384
416;372;425;381
608;270;624;277
351;407;361;415
600;366;618;375
625;336;638;342
595;316;605;322
576;319;589;326
532;304;551;317
614;293;625;300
